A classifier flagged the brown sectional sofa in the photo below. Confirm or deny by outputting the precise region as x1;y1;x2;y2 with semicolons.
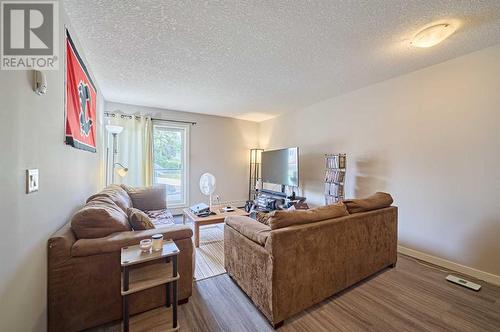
224;193;397;327
48;185;194;332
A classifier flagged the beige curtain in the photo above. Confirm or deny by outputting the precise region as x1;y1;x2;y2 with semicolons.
106;114;152;186
143;120;153;186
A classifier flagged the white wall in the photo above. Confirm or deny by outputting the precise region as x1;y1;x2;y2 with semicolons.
105;102;259;207
260;44;500;277
0;4;101;331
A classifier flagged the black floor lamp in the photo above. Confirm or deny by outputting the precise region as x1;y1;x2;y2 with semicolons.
249;148;264;200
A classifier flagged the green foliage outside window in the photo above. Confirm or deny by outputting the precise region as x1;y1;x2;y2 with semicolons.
153;129;182;170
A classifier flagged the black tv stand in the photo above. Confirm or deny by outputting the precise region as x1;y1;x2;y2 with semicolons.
260;188;301;200
260;189;287;198
254;189;306;212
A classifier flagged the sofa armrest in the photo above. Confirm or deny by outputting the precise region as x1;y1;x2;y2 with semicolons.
225;215;271;246
268;207;398;322
71;225;193;257
48;223;77;266
224;224;274;322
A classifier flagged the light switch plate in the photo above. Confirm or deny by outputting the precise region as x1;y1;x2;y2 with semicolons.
26;169;39;194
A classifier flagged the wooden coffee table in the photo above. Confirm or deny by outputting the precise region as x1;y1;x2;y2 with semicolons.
182;205;249;247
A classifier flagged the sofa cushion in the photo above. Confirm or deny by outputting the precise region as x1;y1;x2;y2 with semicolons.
145;209;175;228
121;184;167;211
128;207;155;230
71;196;131;239
71;225;193;257
268;202;349;230
225;215;271;246
86;184;132;213
343;192;393;214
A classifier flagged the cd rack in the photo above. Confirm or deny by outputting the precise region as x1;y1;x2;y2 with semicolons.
324;154;346;204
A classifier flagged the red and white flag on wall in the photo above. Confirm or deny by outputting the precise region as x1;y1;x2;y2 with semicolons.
65;29;97;152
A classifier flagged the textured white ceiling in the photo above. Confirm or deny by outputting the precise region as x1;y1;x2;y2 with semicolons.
64;1;500;121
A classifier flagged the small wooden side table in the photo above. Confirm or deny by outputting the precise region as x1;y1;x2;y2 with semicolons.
121;241;180;332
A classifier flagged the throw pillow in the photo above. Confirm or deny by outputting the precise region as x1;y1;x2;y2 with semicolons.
145;209;175;227
128;207;155;230
255;211;273;226
121;184;167;211
343;192;393;214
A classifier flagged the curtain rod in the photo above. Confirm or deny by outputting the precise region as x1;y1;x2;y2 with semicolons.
104;112;196;125
152;118;197;125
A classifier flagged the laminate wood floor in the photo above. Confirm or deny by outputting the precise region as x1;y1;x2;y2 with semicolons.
190;224;225;281
93;254;500;332
174;215;226;281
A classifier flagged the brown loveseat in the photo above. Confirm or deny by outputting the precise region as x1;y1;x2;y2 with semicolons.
48;185;194;332
224;193;397;328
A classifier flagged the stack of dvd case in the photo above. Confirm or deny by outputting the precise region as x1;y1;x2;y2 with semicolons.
324;154;346;204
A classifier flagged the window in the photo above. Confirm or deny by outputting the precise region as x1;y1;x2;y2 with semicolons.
152;121;189;207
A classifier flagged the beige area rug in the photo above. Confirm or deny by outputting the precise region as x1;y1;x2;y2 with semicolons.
188;223;226;281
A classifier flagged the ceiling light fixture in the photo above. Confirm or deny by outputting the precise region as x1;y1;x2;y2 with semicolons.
411;23;456;48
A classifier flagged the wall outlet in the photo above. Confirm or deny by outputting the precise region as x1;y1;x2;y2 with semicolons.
26;169;39;194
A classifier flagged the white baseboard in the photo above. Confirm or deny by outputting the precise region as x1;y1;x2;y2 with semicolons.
398;245;500;287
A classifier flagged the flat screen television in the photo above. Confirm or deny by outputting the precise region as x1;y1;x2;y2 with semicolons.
261;147;299;187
